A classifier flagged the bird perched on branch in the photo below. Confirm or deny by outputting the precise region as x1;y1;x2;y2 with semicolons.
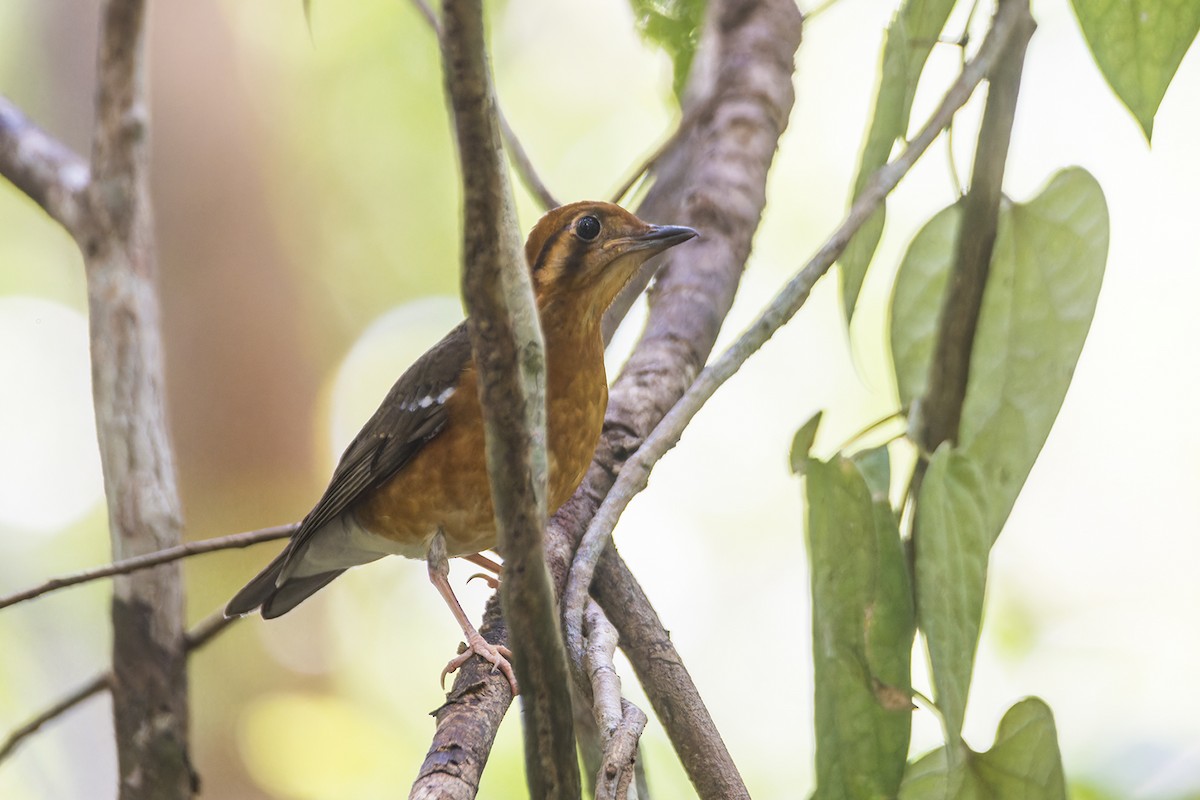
226;201;696;693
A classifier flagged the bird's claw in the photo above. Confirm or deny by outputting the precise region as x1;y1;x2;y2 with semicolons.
466;571;500;589
441;631;519;695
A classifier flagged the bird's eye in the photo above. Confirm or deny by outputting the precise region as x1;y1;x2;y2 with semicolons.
575;215;601;241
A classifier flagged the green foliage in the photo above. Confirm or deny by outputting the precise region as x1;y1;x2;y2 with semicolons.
900;698;1066;799
840;0;957;322
914;446;990;739
1070;0;1200;140
889;202;960;408
892;168;1109;538
628;0;707;98
805;455;914;800
805;164;1106;795
788;411;823;475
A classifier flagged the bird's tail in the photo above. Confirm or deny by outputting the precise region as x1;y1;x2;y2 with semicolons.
225;547;345;619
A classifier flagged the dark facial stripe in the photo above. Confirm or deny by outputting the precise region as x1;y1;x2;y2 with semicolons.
559;234;588;276
532;227;570;273
533;224;592;277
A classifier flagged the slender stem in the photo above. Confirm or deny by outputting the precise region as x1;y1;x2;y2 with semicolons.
407;0;559;211
0;524;297;611
0;608;239;767
0;675;110;764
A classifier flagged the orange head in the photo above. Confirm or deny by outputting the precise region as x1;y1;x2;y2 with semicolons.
524;201;696;314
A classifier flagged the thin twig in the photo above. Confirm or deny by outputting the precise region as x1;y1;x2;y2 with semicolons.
407;0;439;31
0;97;90;233
0;524;297;611
563;0;1034;675
583;602;648;800
407;0;559;211
608;101;707;207
499;110;559;210
0;608;240;766
0;675;109;764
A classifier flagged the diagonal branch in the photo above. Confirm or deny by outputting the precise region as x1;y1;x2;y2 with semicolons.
0;524;297;611
0;609;238;766
436;1;577;799
0;97;90;233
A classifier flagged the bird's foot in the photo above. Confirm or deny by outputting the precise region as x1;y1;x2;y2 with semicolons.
441;631;519;695
466;571;500;589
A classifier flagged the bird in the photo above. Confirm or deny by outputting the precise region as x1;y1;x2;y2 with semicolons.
225;201;697;694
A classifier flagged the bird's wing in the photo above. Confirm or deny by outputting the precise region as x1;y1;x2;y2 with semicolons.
280;321;473;571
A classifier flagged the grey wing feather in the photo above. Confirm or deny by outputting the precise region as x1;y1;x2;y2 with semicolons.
225;321;473;617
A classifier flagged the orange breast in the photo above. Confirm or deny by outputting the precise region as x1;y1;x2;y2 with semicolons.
354;331;607;558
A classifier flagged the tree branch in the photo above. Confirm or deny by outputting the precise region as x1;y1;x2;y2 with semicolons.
916;0;1035;455
410;597;513;800
0;96;90;233
81;2;195;796
0;525;296;611
0;609;238;767
437;1;577;798
0;675;109;765
582;601;648;800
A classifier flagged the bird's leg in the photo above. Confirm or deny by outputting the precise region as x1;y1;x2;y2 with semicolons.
428;531;518;695
462;552;502;589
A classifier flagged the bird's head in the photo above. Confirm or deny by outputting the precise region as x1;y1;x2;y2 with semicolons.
524;201;697;312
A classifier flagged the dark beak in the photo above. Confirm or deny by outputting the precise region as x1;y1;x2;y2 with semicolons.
626;224;699;253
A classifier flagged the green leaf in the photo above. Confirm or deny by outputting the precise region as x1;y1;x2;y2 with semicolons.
628;0;707;98
806;456;914;800
959;169;1108;537
852;444;891;502
889;202;961;409
890;168;1108;539
789;411;823;476
840;0;958;322
900;698;1066;800
914;445;990;738
974;698;1067;798
1069;0;1200;140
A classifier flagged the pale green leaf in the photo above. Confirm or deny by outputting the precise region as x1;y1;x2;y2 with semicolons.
840;0;958;322
890;168;1108;539
959;168;1108;537
900;698;1066;800
851;444;891;501
889;203;961;409
806;456;914;800
789;411;823;476
914;445;990;738
1069;0;1200;139
974;698;1067;798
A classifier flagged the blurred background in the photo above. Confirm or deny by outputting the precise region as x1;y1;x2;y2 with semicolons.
1;0;1197;797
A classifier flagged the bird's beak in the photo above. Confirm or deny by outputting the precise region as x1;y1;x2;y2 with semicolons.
608;224;699;254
